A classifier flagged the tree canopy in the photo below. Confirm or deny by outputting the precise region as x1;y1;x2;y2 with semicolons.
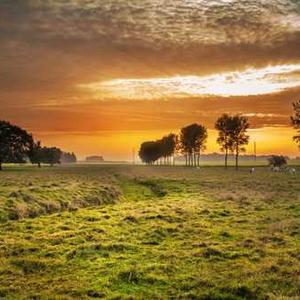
0;121;33;170
291;100;300;149
215;114;250;169
0;120;77;170
179;123;207;166
215;114;233;169
139;134;177;165
268;155;288;168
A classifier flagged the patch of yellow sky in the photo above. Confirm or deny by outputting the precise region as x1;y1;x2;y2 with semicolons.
33;63;300;160
49;63;299;161
36;127;299;161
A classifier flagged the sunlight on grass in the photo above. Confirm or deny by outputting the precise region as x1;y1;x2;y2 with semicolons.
0;165;299;299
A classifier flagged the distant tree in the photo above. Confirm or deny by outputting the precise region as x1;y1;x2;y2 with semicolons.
194;125;208;166
215;114;234;169
291;100;300;149
174;134;181;165
61;151;77;164
139;134;177;166
268;155;287;168
229;116;250;170
0;121;33;170
28;141;43;167
179;123;207;167
139;141;161;165
160;134;177;165
42;147;62;166
179;125;193;166
86;156;104;162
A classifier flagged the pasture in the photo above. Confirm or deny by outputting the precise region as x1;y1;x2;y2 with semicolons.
0;165;299;299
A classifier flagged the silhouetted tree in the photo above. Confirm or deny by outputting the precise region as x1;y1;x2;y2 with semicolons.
139;134;177;166
61;151;77;163
229;116;250;170
160;134;177;165
179;123;207;167
0;121;33;170
29;141;43;167
139;141;161;165
215;114;234;169
291;100;300;149
268;155;287;168
194;125;208;166
42;147;62;166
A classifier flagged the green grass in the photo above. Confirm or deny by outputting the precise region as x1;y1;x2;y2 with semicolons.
0;165;299;299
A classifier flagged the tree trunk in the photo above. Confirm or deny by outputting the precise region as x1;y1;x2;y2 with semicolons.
235;148;239;170
197;151;200;167
0;161;2;171
185;154;187;166
38;162;41;168
225;149;228;169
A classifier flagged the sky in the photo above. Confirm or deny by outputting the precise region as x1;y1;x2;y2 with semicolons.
1;0;300;160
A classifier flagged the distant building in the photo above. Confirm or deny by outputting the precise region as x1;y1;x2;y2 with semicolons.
85;156;104;162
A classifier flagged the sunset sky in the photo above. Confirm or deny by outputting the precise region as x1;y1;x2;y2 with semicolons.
1;0;300;160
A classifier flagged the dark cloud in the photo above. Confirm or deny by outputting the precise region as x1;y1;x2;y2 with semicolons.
2;1;300;78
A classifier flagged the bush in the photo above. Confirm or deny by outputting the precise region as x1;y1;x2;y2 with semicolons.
268;155;287;168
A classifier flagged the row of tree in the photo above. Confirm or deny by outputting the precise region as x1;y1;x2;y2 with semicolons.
139;114;250;169
0;120;77;170
291;100;300;148
139;134;177;165
139;99;300;169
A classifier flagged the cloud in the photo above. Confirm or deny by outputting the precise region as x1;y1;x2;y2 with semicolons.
1;0;300;138
80;64;300;99
2;0;300;46
1;0;300;97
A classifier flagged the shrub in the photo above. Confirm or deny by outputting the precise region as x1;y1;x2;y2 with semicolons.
268;155;287;168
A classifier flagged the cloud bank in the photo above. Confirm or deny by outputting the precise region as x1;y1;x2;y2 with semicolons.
1;0;300;139
81;64;300;99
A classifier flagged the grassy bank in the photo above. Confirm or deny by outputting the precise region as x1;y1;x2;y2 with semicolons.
0;165;299;299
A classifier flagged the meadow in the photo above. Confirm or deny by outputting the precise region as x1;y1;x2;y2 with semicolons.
0;164;299;299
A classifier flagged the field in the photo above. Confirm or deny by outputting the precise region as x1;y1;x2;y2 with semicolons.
0;165;299;299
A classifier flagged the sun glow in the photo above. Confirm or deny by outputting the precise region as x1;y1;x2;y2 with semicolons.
80;64;300;99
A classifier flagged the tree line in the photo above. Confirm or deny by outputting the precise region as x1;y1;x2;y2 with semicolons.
0;120;77;170
291;100;300;149
139;134;177;165
139;114;249;169
140;101;300;169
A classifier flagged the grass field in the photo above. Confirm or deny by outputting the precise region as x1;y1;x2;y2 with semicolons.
0;164;299;299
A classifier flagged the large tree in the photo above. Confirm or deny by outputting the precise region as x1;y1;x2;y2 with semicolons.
179;123;208;167
291;100;300;149
229;115;250;170
215;114;234;169
0;121;33;170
